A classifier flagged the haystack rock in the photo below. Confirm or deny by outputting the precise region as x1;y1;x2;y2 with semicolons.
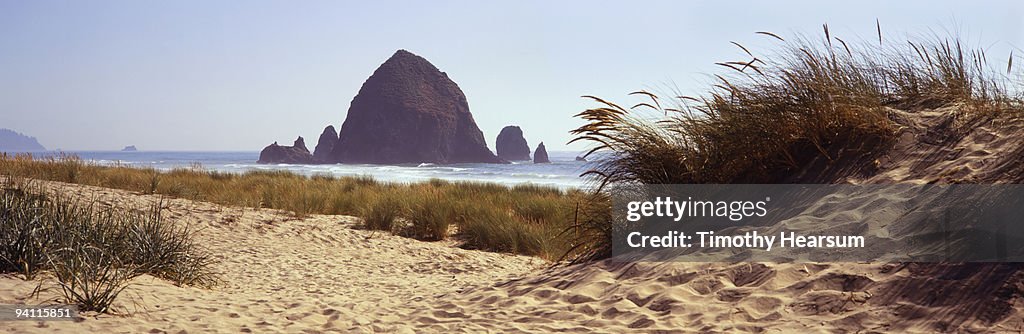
330;50;503;164
495;125;531;161
258;136;313;164
533;142;550;163
313;125;338;163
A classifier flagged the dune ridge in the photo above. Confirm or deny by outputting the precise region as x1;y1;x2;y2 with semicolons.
421;105;1024;333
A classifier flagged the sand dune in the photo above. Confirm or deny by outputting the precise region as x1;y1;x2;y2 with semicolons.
421;261;1024;333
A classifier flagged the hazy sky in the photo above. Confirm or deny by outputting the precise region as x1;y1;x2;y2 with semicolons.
1;1;1021;151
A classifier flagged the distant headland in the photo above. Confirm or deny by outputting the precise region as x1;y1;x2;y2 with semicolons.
0;128;46;152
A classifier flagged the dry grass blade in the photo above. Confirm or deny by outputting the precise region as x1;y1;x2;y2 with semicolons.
756;31;784;41
731;41;753;57
739;58;757;72
629;90;661;109
630;102;659;111
1009;50;1014;75
877;18;882;45
581;95;627;112
716;62;746;73
835;37;852;56
824;23;831;48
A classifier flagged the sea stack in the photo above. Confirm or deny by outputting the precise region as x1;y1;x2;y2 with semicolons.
313;125;338;163
533;142;550;163
258;136;314;164
495;126;531;161
330;50;502;164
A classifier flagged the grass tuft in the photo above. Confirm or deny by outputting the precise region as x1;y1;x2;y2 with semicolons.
360;194;405;233
403;194;452;241
568;26;1023;262
1;178;218;313
46;245;139;313
573;30;1021;187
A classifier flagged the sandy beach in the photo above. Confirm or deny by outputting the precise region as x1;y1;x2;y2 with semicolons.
3;177;1023;333
1;180;546;333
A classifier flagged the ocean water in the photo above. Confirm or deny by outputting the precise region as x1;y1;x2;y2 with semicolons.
22;151;592;190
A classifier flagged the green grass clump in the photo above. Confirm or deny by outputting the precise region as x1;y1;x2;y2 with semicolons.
404;195;452;242
46;245;139;313
119;205;218;287
0;179;218;313
0;182;53;279
360;194;405;232
458;206;545;257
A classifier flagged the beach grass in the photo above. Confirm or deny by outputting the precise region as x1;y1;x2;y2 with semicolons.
0;153;587;261
1;179;217;313
567;27;1023;262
